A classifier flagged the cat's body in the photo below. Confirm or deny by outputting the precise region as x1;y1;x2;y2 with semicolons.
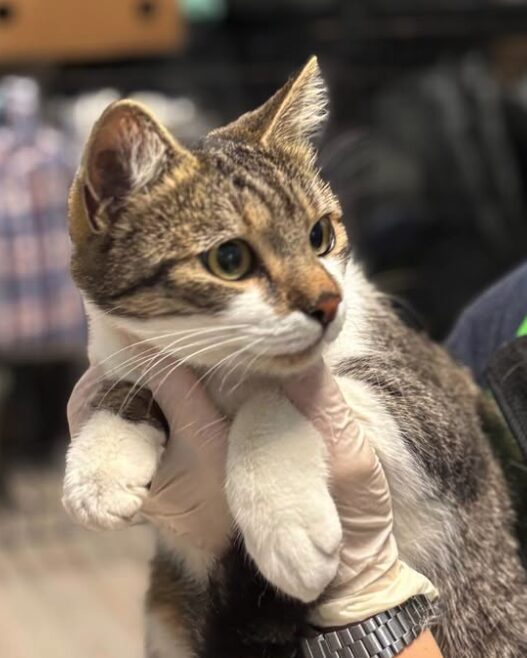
63;58;527;658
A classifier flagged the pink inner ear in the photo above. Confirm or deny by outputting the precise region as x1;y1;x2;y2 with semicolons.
87;106;169;203
92;146;131;201
83;112;135;229
87;110;133;202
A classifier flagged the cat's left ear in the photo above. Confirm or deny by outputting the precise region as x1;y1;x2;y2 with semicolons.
74;100;195;235
210;56;328;149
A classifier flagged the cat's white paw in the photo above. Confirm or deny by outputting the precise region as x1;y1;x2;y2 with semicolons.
243;488;342;603
63;411;165;530
227;387;342;603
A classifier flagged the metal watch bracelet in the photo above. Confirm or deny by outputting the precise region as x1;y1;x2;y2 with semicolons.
300;595;434;658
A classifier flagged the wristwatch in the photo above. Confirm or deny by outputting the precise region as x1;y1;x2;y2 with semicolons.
300;595;434;658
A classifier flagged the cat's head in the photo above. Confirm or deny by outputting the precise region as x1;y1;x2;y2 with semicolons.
70;57;351;376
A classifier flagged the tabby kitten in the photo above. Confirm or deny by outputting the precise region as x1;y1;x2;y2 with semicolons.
64;57;527;658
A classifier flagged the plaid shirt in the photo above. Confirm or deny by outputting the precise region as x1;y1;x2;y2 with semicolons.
0;126;86;356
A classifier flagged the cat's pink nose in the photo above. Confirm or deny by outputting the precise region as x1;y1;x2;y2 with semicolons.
308;293;341;327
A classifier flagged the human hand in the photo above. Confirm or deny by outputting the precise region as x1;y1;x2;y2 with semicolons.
283;361;438;626
65;347;232;553
138;358;232;554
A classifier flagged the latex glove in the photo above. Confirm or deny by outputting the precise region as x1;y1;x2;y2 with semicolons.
67;362;232;554
140;364;232;553
283;361;439;627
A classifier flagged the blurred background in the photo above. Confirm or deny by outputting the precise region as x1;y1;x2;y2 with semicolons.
1;1;527;656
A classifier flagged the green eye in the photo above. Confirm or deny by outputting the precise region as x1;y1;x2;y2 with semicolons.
204;239;253;281
310;216;335;256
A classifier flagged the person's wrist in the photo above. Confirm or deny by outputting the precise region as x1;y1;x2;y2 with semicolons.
399;629;443;657
300;595;435;658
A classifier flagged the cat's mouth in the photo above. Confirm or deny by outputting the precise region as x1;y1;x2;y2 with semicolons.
258;305;345;367
256;331;333;375
256;307;347;374
271;335;323;359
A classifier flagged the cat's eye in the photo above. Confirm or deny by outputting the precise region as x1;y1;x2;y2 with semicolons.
204;239;253;281
310;216;335;256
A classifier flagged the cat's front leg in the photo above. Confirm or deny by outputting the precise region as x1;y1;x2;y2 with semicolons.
226;387;342;603
63;380;167;530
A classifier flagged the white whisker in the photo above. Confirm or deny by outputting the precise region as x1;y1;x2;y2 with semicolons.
118;332;244;413
195;415;227;437
97;324;249;373
185;338;261;400
219;338;264;393
96;326;248;408
228;343;269;395
99;326;241;378
149;335;249;401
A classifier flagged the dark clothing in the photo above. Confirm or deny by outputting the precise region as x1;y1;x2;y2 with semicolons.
446;264;527;553
446;263;527;385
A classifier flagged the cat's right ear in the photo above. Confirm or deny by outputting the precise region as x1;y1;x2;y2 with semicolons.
72;100;195;236
210;56;328;150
